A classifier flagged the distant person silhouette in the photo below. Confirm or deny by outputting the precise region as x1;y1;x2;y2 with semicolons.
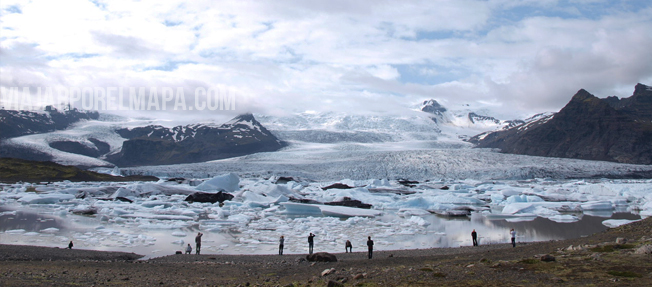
279;235;284;255
471;229;478;246
195;232;203;254
345;240;353;253
185;244;192;254
308;233;315;254
367;236;374;259
510;229;516;247
68;241;73;249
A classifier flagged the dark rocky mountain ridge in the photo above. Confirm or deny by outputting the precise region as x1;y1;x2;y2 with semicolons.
0;107;99;139
106;113;286;166
470;83;652;164
0;110;286;167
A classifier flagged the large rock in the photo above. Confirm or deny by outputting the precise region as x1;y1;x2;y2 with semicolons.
185;191;234;204
306;252;338;262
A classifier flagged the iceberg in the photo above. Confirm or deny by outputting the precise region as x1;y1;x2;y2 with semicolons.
602;219;640;228
196;173;240;192
580;201;613;211
18;194;75;204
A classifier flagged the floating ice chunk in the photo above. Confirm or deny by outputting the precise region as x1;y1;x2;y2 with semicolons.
171;231;187;237
110;187;138;199
40;227;60;234
406;215;430;226
18;193;75;204
138;222;190;229
490;194;505;204
602;219;639;228
1;210;17;216
501;203;533;214
281;202;323;215
484;213;537;220
397;208;430;217
583;210;614;218
547;214;580;223
122;213;194;220
579;184;617;196
196;173;240;192
504;195;544;204
5;229;26;234
580;201;613;211
228;214;253;224
24;232;40;236
320;205;382;217
140;201;173;208
171;239;184;245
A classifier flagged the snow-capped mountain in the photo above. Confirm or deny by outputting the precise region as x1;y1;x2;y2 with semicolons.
0;113;285;167
0;98;525;167
107;113;285;166
0;107;99;139
255;100;523;144
471;83;652;165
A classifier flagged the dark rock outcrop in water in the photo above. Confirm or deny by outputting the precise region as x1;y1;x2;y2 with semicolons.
185;191;234;204
470;83;652;165
324;197;372;209
107;113;286;166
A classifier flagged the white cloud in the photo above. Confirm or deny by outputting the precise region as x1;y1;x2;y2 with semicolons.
1;0;651;120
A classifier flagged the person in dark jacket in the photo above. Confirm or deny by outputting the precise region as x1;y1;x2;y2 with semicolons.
345;240;353;253
471;229;478;246
195;232;203;255
367;236;374;259
308;233;315;254
68;241;73;249
279;236;285;255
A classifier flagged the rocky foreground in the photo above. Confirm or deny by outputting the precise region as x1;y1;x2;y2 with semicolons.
1;218;651;286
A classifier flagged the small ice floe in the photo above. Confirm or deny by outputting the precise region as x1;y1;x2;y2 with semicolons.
320;205;382;218
171;231;187;237
18;194;75;204
547;214;580;223
5;229;26;234
602;219;640;228
40;227;60;234
24;232;40;236
580;201;614;211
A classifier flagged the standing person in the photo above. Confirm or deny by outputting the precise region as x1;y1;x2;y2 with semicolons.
279;236;285;255
185;244;192;254
195;232;203;255
367;236;374;259
345;240;353;253
510;229;516;247
471;229;478;246
308;233;315;254
68;241;73;249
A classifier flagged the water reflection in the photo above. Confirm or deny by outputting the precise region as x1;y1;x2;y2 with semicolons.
0;205;642;259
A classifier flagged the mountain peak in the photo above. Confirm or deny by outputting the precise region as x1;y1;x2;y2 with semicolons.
634;83;651;95
421;99;447;115
570;89;596;102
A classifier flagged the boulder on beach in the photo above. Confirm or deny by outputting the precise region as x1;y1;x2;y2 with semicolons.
306;252;338;262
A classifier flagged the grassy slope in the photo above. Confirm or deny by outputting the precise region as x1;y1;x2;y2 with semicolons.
0;157;158;183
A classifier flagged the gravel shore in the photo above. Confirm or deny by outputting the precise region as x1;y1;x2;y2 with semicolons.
2;217;651;286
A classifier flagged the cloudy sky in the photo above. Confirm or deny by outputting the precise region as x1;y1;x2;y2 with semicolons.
1;0;651;120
